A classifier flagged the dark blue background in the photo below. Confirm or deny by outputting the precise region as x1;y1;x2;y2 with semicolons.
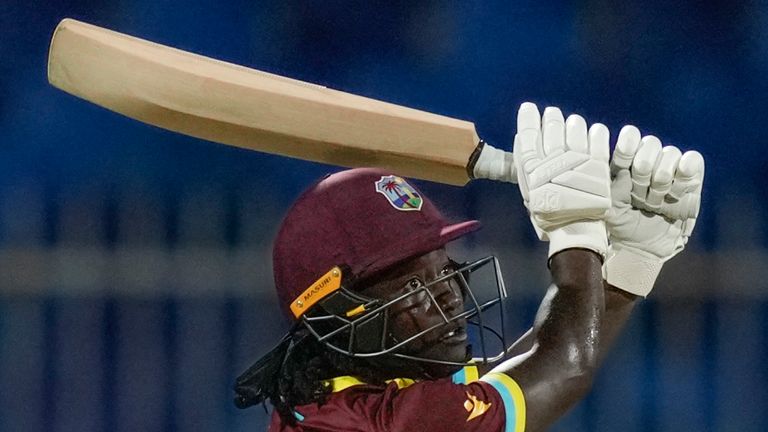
1;1;766;431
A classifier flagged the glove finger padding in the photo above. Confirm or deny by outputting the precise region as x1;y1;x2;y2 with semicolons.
656;149;704;220
542;107;566;154
514;129;540;203
514;103;611;258
630;136;662;208
669;150;704;235
517;102;541;135
610;125;641;176
669;150;705;201
589;123;610;163
646;146;682;211
565;114;589;154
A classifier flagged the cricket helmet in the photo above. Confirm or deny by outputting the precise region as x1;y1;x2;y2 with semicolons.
271;168;509;365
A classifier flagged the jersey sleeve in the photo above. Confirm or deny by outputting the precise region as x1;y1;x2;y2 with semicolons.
368;368;526;432
480;372;526;432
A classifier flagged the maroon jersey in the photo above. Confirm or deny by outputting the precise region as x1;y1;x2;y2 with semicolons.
268;366;526;432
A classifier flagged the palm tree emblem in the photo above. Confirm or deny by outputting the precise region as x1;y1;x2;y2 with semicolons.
375;176;423;211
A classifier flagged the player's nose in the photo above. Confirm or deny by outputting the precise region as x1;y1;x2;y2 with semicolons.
431;280;463;315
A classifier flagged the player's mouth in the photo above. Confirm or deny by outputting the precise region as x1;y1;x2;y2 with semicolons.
439;324;468;344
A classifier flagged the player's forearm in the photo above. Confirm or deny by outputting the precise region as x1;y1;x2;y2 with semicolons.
597;282;639;362
502;282;638;362
491;249;605;430
504;103;617;431
527;249;604;383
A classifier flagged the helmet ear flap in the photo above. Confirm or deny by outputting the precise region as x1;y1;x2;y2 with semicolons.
313;284;380;319
350;312;388;353
303;285;388;355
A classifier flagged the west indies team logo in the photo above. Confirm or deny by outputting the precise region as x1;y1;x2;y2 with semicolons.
374;175;423;211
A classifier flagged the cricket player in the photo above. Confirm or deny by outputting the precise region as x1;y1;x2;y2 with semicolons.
234;103;704;432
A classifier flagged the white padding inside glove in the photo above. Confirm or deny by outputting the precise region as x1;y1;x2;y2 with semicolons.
604;246;665;297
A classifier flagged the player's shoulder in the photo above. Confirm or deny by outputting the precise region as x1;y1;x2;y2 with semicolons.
269;378;392;432
273;366;525;432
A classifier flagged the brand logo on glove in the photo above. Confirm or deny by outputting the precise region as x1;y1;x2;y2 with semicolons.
532;191;561;213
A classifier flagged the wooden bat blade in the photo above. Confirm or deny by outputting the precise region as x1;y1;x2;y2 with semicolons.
47;18;482;185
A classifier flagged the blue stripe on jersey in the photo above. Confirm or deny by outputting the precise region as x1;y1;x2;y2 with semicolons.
451;365;479;384
481;372;526;432
452;367;467;384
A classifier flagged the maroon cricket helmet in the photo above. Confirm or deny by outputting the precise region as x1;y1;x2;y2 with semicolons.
272;168;481;319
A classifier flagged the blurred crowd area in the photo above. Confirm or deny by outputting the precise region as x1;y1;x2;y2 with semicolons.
1;0;767;431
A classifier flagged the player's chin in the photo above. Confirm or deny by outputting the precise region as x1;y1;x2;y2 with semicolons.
420;332;472;365
440;341;472;364
414;341;471;378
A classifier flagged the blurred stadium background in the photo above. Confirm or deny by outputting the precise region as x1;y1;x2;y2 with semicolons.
1;1;767;431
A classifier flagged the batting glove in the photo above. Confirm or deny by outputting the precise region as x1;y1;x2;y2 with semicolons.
604;125;704;297
514;103;612;259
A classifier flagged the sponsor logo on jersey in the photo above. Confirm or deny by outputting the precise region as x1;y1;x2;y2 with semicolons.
464;392;492;422
374;175;423;211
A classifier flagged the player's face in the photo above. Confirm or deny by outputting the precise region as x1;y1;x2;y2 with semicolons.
361;248;470;372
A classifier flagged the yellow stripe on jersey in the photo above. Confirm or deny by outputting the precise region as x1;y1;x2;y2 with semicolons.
324;366;478;392
324;375;417;392
451;365;479;384
480;372;526;432
324;376;366;392
465;365;479;383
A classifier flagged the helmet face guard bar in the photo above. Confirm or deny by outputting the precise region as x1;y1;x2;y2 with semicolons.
300;255;510;367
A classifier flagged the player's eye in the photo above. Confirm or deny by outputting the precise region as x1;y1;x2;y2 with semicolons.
407;277;424;290
448;260;471;299
393;277;428;311
440;264;455;276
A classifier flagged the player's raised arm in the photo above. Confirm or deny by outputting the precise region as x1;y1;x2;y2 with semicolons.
485;103;613;431
593;128;705;363
487;105;706;431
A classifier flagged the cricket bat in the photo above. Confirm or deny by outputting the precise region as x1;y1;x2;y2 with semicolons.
47;19;506;186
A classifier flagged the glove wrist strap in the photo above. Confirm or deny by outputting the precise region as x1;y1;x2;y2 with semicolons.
604;245;665;297
547;221;608;259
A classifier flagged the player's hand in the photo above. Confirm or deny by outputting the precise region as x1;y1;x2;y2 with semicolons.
604;126;704;296
514;103;611;258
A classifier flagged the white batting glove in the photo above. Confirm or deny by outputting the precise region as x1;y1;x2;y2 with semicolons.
604;125;705;297
514;103;612;258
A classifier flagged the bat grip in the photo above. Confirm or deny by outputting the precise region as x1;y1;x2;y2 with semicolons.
469;141;518;183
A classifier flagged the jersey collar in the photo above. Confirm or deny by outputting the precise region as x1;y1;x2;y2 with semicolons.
322;365;479;393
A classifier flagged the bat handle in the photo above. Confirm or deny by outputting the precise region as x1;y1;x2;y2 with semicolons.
468;140;518;183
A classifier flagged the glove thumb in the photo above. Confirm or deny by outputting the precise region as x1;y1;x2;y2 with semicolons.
611;169;632;205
